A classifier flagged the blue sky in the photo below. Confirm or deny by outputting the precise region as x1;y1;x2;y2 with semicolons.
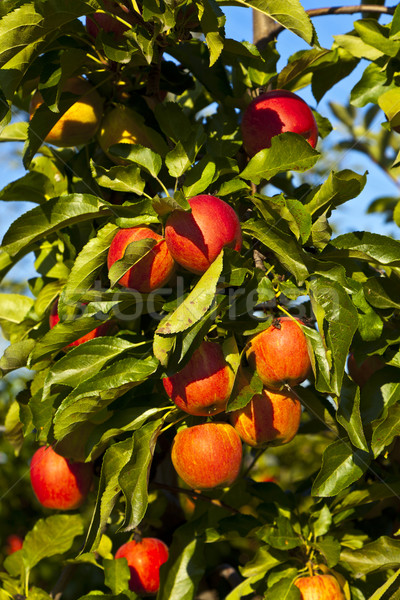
0;1;398;286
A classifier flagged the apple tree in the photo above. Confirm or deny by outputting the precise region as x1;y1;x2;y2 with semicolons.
1;1;400;598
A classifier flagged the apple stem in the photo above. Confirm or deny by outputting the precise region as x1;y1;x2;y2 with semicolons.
307;560;314;577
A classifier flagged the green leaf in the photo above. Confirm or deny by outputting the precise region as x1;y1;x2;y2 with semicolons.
53;356;159;441
22;515;84;571
341;537;400;577
312;439;371;497
92;163;146;194
43;337;139;399
103;558;131;595
0;293;34;325
60;223;117;309
240;133;319;183
337;386;368;452
108;237;157;288
264;578;300;599
308;277;358;396
243;219;308;284
84;438;133;552
119;418;164;531
327;231;400;266
1;194;110;259
305;170;367;216
109;144;163;176
231;0;315;45
371;403;400;458
311;505;332;538
157;519;206;600
363;276;400;310
369;567;400;600
354;19;400;57
314;536;341;568
350;62;395;108
156;250;224;335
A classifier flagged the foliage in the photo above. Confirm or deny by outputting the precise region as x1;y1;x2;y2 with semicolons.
1;1;400;598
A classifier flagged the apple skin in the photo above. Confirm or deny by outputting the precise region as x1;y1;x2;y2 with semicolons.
5;535;23;555
30;446;93;510
165;195;242;275
107;226;175;292
163;341;234;416
98;105;167;164
115;537;169;595
49;300;112;349
29;77;104;147
230;386;301;447
347;352;384;388
171;422;243;490
294;574;345;599
241;89;318;157
246;317;312;390
86;0;131;38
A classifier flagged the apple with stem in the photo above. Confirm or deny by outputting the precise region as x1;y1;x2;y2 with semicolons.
162;340;234;416
241;89;318;157
49;299;112;349
115;537;169;595
230;385;302;447
294;573;345;599
30;446;93;510
171;422;242;490
246;317;312;390
29;77;104;147
347;352;384;388
107;226;175;292
165;194;242;274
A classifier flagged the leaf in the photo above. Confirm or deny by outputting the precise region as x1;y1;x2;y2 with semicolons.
60;223;118;309
108;238;157;288
243;219;308;284
0;293;34;324
157;519;206;600
4;401;24;455
240;133;319;183
314;536;341;568
369;567;400;600
109;144;163;176
53;356;159;441
337;386;368;452
119;418;164;531
1;194;110;259
231;0;315;45
327;231;400;266
103;558;131;595
305;170;367;216
156;250;224;335
92;163;146;194
264;578;300;599
350;62;395;108
312;439;371;497
354;19;400;58
311;505;332;538
22;515;84;571
341;537;400;577
371;403;400;458
43;337;138;399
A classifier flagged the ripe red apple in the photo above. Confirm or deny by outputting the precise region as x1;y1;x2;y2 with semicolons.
5;535;23;555
162;341;234;416
171;422;242;490
246;317;312;390
98;105;167;164
347;352;384;388
50;299;112;349
107;226;175;292
86;0;131;39
30;446;93;510
164;195;242;274
115;537;169;595
29;77;104;147
294;574;345;599
241;89;318;157
230;386;301;447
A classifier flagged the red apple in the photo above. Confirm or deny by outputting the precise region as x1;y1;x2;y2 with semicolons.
5;535;23;555
115;537;169;595
294;574;345;599
162;341;234;416
29;77;104;147
107;226;175;292
98;105;167;164
30;446;93;510
347;352;384;388
50;299;112;349
171;422;243;489
165;195;242;274
246;317;311;390
241;90;318;157
230;386;301;447
86;0;131;39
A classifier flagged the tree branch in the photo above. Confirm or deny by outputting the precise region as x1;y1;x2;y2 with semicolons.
260;4;397;46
